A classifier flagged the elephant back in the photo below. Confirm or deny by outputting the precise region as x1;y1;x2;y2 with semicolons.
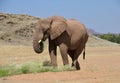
50;16;67;22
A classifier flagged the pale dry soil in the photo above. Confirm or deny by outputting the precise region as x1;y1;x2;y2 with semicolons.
0;46;120;83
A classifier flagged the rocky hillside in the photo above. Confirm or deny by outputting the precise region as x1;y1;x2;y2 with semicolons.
0;13;119;46
0;13;39;45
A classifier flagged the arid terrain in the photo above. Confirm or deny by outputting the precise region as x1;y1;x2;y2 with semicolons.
0;13;120;83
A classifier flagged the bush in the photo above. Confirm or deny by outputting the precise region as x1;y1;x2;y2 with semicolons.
99;33;120;44
0;68;9;77
0;62;73;77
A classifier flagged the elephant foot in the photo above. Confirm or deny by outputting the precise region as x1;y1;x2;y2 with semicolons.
71;62;74;67
71;61;80;70
71;67;76;71
76;61;80;70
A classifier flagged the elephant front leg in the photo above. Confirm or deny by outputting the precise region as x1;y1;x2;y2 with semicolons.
49;44;57;66
59;43;69;65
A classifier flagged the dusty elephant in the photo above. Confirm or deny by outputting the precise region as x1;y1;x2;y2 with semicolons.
33;16;88;70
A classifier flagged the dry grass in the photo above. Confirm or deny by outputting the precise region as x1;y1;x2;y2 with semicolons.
0;45;72;77
0;45;120;70
0;45;120;82
0;44;72;67
0;45;48;66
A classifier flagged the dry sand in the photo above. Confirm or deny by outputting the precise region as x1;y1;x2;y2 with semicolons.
0;46;120;83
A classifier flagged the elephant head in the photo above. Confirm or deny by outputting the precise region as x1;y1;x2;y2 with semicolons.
33;16;68;53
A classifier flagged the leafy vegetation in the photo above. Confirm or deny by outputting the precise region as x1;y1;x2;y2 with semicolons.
98;33;120;44
0;62;73;77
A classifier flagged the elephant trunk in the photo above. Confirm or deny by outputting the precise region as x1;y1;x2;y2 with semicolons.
33;39;44;53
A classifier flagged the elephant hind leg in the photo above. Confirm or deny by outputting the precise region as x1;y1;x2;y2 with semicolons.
73;60;80;70
68;50;75;67
68;50;75;61
71;59;80;70
68;50;80;70
71;44;85;70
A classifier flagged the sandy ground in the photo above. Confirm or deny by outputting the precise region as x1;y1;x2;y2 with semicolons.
0;46;120;83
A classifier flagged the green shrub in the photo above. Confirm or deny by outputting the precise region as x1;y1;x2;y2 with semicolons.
21;65;30;74
0;62;73;77
0;68;9;77
99;33;120;44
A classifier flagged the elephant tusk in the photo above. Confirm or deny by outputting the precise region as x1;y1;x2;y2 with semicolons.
38;40;42;43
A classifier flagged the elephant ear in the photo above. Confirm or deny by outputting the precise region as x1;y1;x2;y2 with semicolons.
50;20;67;40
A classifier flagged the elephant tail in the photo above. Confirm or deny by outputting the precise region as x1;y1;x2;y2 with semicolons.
83;48;86;60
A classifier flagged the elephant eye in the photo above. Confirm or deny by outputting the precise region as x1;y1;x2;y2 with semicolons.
42;29;50;41
44;29;49;34
44;31;47;34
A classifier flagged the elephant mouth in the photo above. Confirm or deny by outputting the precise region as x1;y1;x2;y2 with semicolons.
38;40;44;53
39;41;44;51
33;39;44;53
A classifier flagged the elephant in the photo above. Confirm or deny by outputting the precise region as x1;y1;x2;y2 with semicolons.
33;16;88;70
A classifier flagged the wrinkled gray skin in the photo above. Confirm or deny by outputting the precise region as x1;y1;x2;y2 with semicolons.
33;16;88;70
